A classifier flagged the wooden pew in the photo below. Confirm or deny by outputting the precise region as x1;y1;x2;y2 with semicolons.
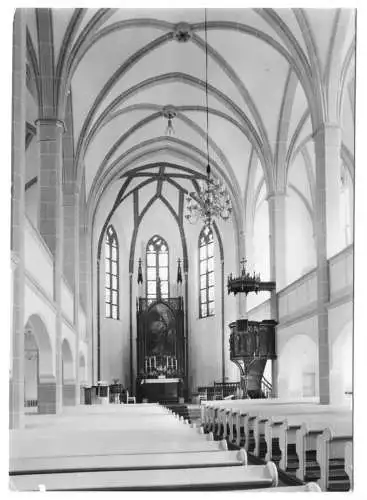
10;426;226;460
278;412;351;474
344;441;353;490
251;482;322;492
244;404;349;458
11;461;279;491
203;398;318;441
316;425;352;491
294;414;351;482
201;397;318;434
10;449;248;475
241;404;334;453
225;400;318;445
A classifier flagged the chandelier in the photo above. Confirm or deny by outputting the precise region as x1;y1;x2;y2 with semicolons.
227;259;276;296
184;9;232;226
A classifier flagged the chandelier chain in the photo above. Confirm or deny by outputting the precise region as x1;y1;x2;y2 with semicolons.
183;7;232;226
205;8;210;171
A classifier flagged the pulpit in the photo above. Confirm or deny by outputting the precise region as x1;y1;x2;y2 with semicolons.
136;297;186;403
229;319;277;397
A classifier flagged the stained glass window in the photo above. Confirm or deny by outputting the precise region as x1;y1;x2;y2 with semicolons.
199;226;215;318
105;225;119;319
146;235;169;302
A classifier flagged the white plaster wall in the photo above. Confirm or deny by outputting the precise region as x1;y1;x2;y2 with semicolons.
328;300;353;407
24;281;56;379
278;270;317;321
247;299;271;321
247;199;271;311
61;277;74;324
25;217;54;298
79;308;87;341
277;315;319;400
285;191;316;285
328;245;353;300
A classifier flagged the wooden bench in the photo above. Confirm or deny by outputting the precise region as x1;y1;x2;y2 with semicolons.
11;461;278;491
278;412;351;474
316;425;352;491
239;403;330;452
202;398;318;439
250;482;322;492
200;397;318;432
215;399;318;443
10;425;228;460
344;441;353;490
10;449;248;475
294;414;351;482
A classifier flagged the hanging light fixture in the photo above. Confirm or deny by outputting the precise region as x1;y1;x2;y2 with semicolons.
184;8;232;226
162;106;176;136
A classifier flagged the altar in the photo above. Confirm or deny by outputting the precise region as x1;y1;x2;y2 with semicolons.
140;378;182;403
135;296;186;403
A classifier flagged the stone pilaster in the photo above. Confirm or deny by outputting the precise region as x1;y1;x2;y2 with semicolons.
10;9;26;429
74;191;80;404
313;124;342;404
36;118;64;412
315;124;344;258
267;192;286;397
63;184;80;405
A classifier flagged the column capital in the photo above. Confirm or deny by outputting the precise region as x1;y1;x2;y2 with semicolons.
312;122;342;139
35;117;66;133
266;190;287;201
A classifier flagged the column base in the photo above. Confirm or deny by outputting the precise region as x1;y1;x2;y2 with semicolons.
38;381;57;414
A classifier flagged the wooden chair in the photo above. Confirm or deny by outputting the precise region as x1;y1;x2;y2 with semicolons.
125;391;136;404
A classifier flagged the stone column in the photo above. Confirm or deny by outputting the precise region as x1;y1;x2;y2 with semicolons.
313;124;342;404
36;117;64;413
63;185;80;404
10;9;26;429
74;191;81;403
267;191;286;398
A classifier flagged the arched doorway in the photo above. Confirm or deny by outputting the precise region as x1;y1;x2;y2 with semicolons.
24;314;55;414
62;338;75;406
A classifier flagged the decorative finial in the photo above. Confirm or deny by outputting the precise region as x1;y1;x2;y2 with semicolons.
137;258;143;284
177;258;182;284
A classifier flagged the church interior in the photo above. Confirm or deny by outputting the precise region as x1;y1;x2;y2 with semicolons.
9;6;355;492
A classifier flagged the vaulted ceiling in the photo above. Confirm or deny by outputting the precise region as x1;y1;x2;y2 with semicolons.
25;8;356;228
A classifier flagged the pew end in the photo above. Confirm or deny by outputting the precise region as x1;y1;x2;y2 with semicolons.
236;448;248;466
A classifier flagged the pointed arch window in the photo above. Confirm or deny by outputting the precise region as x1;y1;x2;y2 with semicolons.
199;226;215;318
146;235;169;302
105;225;119;319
